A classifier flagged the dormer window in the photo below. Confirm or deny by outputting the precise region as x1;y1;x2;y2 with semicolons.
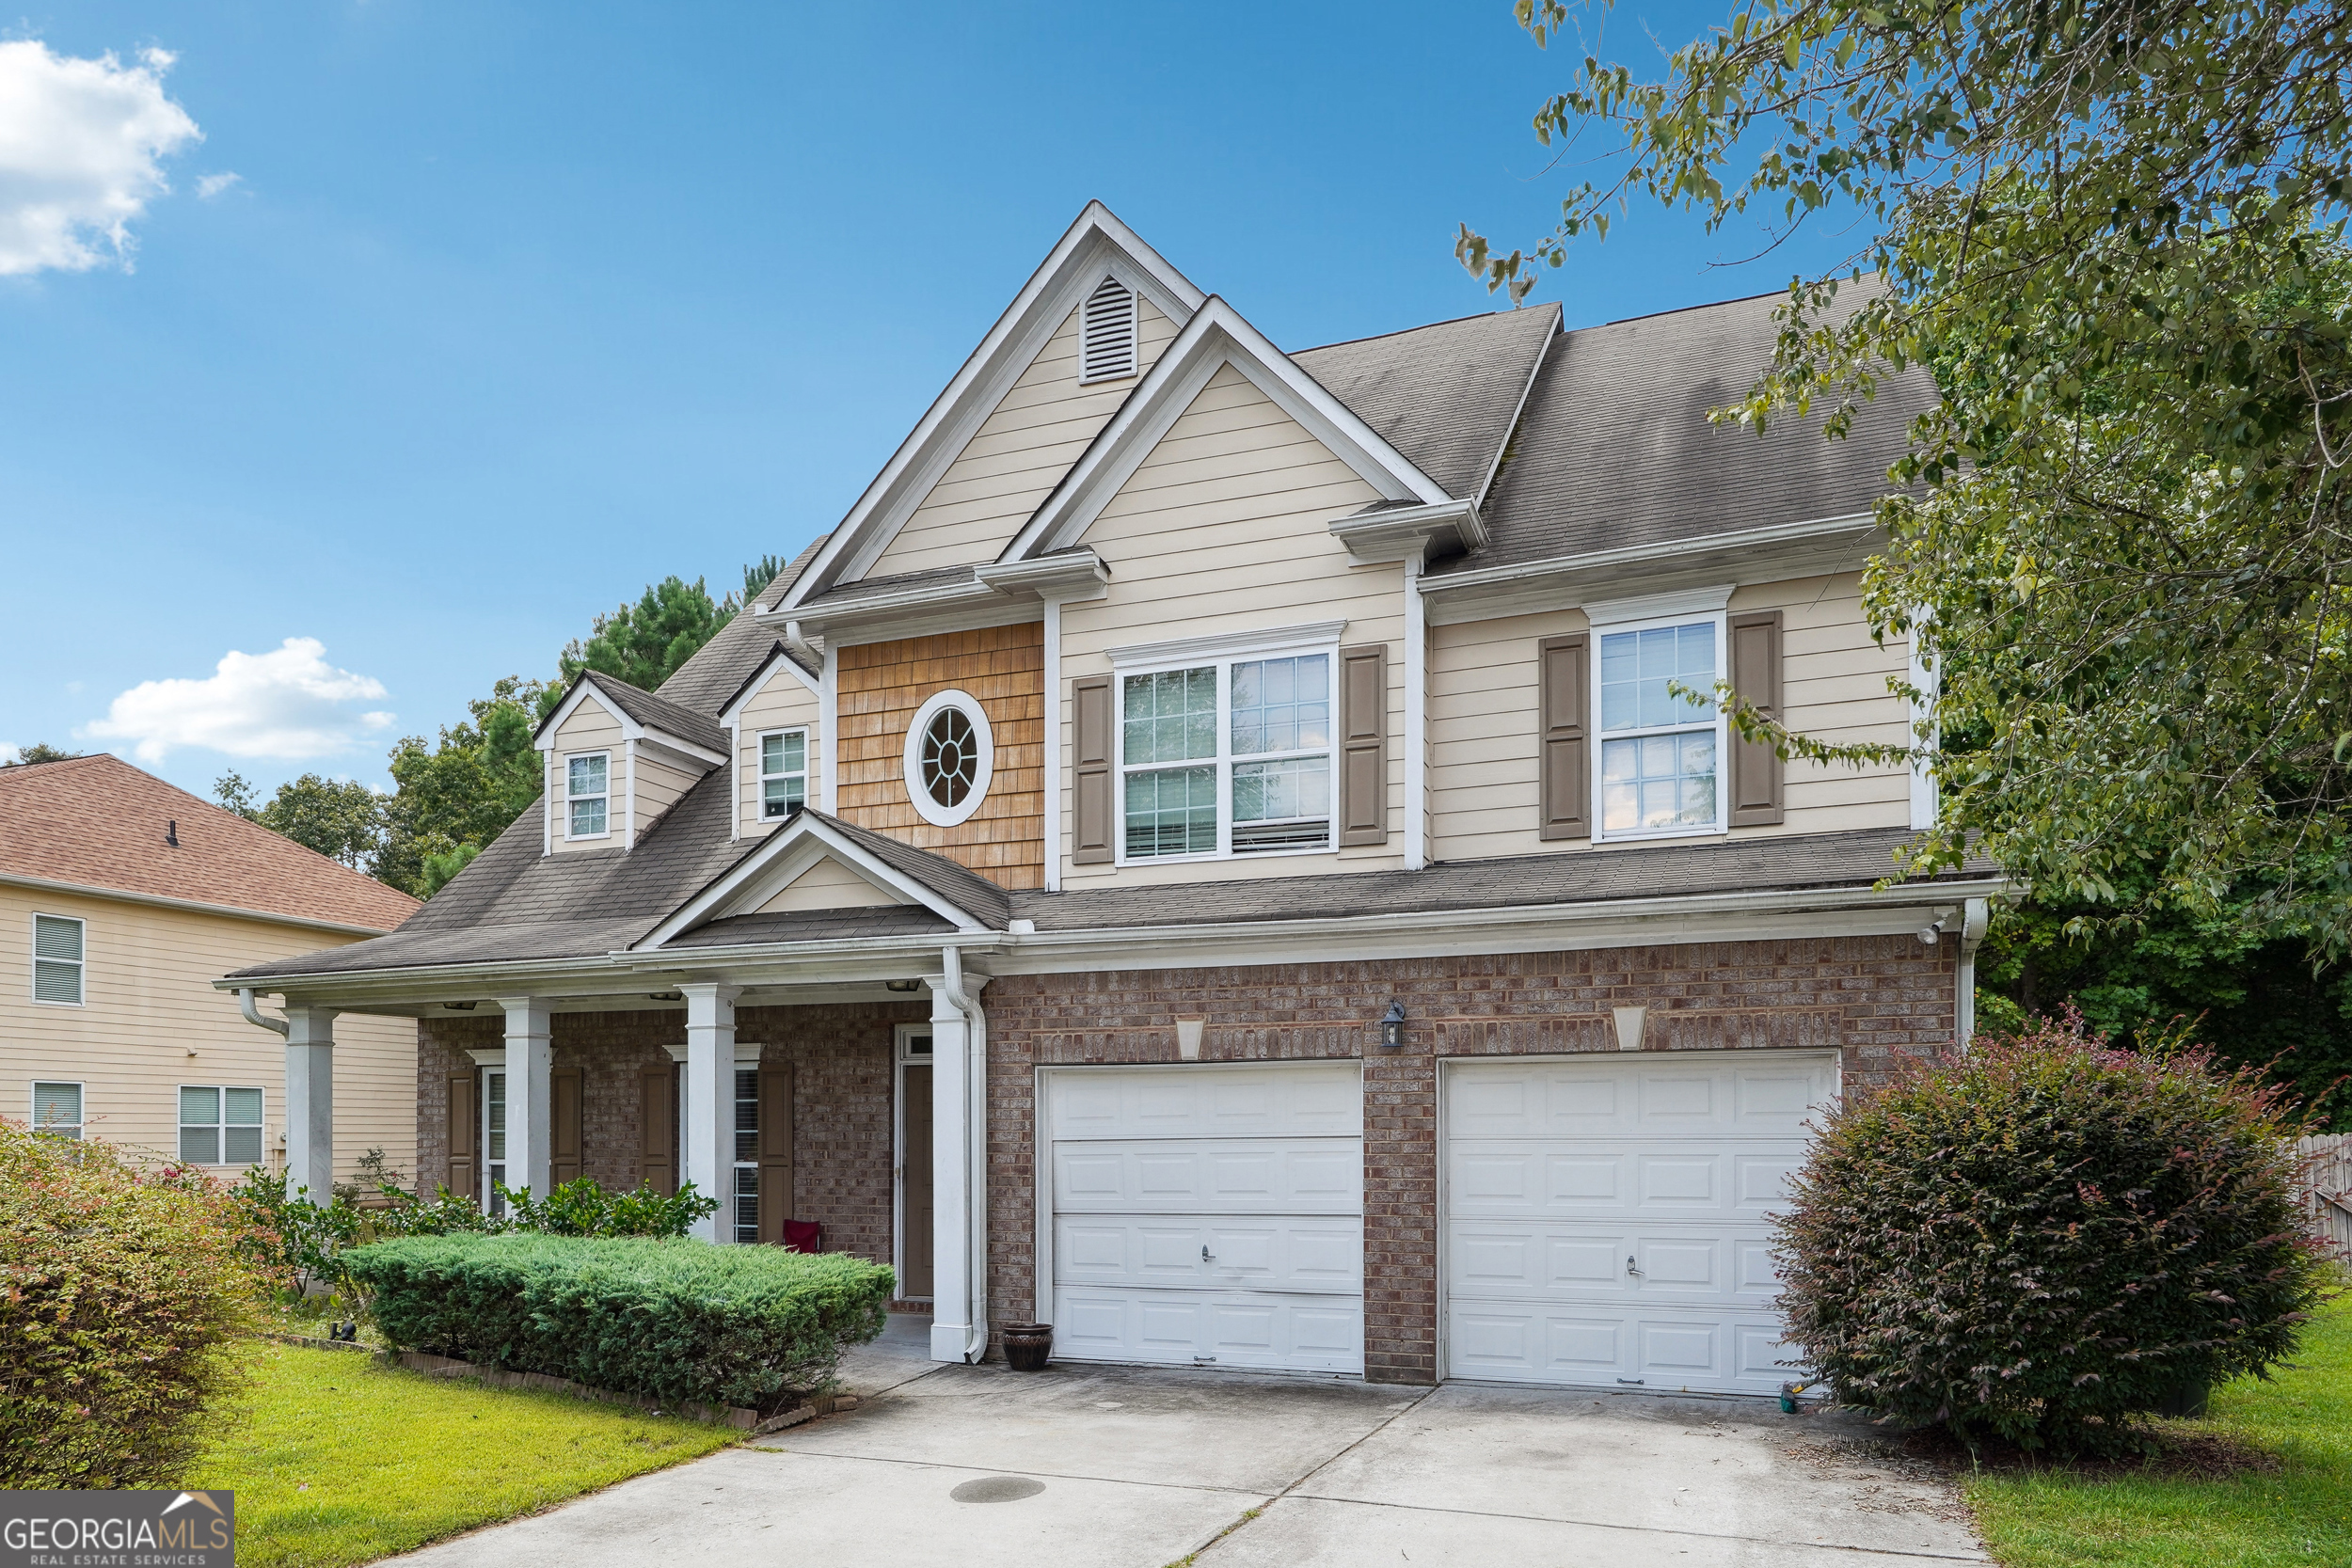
566;753;610;838
760;729;808;819
1080;275;1138;383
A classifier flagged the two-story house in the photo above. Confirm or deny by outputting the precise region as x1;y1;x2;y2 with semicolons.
224;203;1997;1394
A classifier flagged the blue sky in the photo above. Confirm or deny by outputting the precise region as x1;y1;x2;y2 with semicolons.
1;1;1863;800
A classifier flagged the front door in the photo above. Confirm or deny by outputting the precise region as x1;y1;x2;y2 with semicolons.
898;1027;934;1301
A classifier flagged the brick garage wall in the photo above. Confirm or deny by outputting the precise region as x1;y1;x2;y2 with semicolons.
981;934;1956;1384
414;1003;919;1269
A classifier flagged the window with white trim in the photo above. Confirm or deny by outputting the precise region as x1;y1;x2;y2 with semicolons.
1120;652;1334;860
733;1067;760;1244
903;689;994;827
565;753;610;838
1080;275;1138;383
180;1085;265;1167
31;1082;81;1139
1597;619;1722;837
760;729;808;819
483;1069;508;1215
32;914;83;1005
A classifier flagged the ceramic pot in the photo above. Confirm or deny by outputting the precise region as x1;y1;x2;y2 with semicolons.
1002;1323;1053;1372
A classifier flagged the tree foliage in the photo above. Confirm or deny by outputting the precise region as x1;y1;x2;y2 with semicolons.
215;769;387;870
539;575;740;721
1;743;84;767
374;675;548;896
1464;0;2352;948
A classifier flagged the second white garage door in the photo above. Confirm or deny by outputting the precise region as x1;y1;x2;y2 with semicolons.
1443;1051;1836;1395
1043;1061;1362;1374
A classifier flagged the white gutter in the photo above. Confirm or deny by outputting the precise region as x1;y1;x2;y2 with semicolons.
936;943;990;1364
238;988;291;1037
1418;512;1879;596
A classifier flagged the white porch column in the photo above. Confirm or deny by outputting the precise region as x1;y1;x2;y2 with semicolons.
281;1006;337;1203
681;983;740;1243
926;959;991;1363
495;997;553;1200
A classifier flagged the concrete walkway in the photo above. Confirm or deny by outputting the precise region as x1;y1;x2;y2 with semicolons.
391;1318;1987;1568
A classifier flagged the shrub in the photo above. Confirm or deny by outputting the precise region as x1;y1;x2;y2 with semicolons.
1775;1012;2328;1453
492;1177;719;1239
0;1123;261;1486
342;1233;893;1413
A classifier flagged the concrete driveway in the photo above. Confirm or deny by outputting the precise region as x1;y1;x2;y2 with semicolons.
392;1319;1987;1568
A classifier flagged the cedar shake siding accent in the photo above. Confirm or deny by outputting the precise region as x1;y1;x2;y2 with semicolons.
979;935;1957;1383
837;623;1046;889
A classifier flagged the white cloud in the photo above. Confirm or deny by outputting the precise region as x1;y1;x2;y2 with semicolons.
83;639;394;763
195;170;239;199
0;40;202;276
0;744;18;765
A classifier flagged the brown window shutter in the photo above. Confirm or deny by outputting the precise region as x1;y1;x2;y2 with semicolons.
445;1071;477;1200
639;1062;676;1196
549;1067;583;1188
1538;633;1592;841
1072;673;1115;864
1338;643;1387;847
756;1064;795;1245
1727;609;1786;827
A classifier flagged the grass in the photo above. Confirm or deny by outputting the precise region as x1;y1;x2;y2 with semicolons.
1966;1293;2352;1567
190;1341;736;1568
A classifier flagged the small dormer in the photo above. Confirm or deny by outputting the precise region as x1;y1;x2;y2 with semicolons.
532;673;728;854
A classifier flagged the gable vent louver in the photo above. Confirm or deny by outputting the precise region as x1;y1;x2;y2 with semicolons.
1079;275;1139;384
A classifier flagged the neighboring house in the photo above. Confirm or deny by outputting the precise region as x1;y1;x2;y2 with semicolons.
2;753;420;1186
224;203;2000;1394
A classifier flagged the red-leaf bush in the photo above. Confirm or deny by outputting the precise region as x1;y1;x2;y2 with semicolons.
1773;1012;2328;1453
0;1123;261;1486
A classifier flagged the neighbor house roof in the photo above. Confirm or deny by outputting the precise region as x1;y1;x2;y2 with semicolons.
0;753;420;933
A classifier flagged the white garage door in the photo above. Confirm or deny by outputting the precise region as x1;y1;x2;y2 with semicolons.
1443;1052;1836;1395
1043;1062;1362;1373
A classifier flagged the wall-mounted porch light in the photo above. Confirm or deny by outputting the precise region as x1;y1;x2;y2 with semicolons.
647;990;683;1003
884;979;923;994
441;1001;477;1011
1379;1000;1407;1051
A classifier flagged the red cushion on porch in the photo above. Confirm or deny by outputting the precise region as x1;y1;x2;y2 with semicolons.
783;1219;822;1254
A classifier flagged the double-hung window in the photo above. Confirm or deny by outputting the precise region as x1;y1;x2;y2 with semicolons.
32;914;83;1005
1120;651;1334;860
1597;618;1723;837
31;1082;82;1139
759;730;808;819
566;753;610;838
180;1086;265;1167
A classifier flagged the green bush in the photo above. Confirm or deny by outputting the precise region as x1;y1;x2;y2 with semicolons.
0;1123;260;1486
342;1233;893;1413
1774;1012;2328;1454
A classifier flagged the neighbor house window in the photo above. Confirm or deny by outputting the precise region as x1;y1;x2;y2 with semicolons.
1120;652;1333;859
733;1068;760;1244
180;1086;265;1167
31;1082;81;1139
32;914;83;1005
565;753;609;838
484;1069;508;1214
760;729;808;819
1597;620;1721;836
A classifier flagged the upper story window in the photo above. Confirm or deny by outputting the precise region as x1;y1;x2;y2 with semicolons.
180;1085;264;1167
31;1082;82;1138
1597;619;1721;838
760;729;808;819
1080;275;1138;384
566;753;610;838
904;690;993;827
32;914;83;1006
1121;653;1333;860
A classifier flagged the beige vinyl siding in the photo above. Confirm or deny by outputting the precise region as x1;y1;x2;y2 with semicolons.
736;667;822;834
1059;361;1406;888
1426;573;1914;861
0;884;414;1186
868;297;1181;578
628;749;703;837
549;696;625;854
754;856;904;913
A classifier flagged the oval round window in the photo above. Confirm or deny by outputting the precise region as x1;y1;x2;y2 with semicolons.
902;689;993;827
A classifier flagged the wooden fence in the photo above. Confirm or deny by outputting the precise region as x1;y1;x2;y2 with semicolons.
2298;1134;2352;1254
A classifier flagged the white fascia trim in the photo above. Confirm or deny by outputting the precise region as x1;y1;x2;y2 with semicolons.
1328;499;1487;565
717;649;821;725
633;814;989;950
1584;582;1736;628
1476;309;1562;510
775;202;1206;610
999;297;1452;563
972;550;1110;602
1106;618;1349;670
0;871;403;939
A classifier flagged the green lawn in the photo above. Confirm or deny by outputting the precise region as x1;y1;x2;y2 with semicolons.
1968;1294;2352;1567
192;1342;736;1568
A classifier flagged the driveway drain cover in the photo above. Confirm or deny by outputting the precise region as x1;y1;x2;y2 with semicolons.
950;1476;1044;1504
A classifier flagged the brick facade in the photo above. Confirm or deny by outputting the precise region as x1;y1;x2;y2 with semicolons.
979;934;1957;1384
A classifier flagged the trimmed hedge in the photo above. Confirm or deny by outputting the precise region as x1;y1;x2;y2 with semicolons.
341;1234;892;1413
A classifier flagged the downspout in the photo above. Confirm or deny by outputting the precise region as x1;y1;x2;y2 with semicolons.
938;944;989;1364
238;988;291;1037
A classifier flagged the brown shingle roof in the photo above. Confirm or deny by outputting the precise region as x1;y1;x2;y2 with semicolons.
0;754;420;932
